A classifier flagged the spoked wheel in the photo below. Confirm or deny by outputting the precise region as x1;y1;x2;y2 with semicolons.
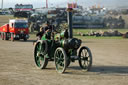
34;40;48;69
54;47;67;73
78;46;92;71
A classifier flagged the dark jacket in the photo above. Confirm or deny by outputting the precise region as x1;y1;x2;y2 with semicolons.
36;25;54;37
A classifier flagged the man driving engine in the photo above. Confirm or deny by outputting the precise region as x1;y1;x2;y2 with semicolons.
36;21;54;39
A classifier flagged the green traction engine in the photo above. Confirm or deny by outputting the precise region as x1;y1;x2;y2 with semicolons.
34;9;92;73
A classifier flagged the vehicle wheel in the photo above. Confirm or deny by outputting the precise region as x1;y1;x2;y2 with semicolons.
54;47;67;73
4;32;9;40
1;33;4;40
11;33;14;41
78;46;92;71
34;40;48;69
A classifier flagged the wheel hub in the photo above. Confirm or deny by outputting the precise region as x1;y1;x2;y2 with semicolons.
83;57;88;61
37;52;42;56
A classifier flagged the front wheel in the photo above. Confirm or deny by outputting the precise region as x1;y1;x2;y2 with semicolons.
34;40;48;69
54;47;67;73
78;46;92;71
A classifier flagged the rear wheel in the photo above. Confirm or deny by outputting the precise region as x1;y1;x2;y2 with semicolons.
4;32;9;40
54;47;67;73
78;46;92;71
1;33;4;40
34;40;48;69
11;33;14;41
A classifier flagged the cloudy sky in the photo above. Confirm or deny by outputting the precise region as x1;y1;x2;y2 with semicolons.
1;0;128;8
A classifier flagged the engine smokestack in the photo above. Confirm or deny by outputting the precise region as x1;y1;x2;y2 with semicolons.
67;8;73;38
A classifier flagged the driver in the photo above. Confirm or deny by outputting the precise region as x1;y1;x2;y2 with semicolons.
36;21;54;39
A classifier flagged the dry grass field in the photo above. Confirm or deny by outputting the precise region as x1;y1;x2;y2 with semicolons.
0;15;13;26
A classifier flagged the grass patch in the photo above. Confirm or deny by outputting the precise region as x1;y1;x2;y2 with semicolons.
74;35;123;40
73;28;128;35
73;28;127;39
30;29;125;40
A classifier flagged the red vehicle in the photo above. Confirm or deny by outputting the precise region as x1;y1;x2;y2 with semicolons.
0;19;29;41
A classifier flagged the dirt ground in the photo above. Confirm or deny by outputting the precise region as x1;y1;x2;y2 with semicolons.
0;36;128;85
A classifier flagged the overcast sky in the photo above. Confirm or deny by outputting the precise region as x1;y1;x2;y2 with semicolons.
1;0;128;9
